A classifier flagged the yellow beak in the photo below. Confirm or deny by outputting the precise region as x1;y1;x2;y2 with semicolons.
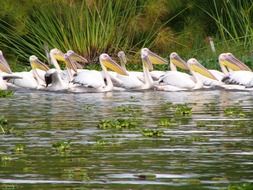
171;55;189;70
220;54;251;71
0;54;12;74
101;57;128;76
189;59;217;80
30;59;50;71
67;50;88;64
0;62;12;74
54;53;66;62
64;54;78;73
147;51;168;65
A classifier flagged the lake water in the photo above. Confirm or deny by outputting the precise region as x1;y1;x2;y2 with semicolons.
0;90;253;189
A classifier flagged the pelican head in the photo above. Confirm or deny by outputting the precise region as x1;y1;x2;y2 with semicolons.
50;48;65;62
219;53;251;71
141;52;154;71
170;52;189;70
29;55;50;71
63;53;78;72
67;50;88;64
187;58;217;80
0;50;12;74
141;48;168;66
117;51;127;65
99;53;128;76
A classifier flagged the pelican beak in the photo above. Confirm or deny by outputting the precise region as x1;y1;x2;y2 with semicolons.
0;53;12;74
67;50;88;64
142;54;154;71
219;53;252;71
100;54;128;76
64;54;78;72
146;49;168;65
53;50;65;62
188;58;217;80
118;51;127;65
29;56;50;71
170;53;189;70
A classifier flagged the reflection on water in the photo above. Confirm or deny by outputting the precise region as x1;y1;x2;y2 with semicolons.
0;89;253;190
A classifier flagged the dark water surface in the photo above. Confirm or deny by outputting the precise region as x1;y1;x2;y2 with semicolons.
0;90;253;189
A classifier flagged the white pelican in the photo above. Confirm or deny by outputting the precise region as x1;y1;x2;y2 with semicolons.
184;53;252;90
107;48;167;90
0;51;48;89
52;53;128;93
66;50;88;71
117;51;145;81
43;50;91;92
219;53;253;88
149;52;190;80
156;58;216;91
204;52;251;81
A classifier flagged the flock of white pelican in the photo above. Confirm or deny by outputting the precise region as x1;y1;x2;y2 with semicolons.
0;47;253;93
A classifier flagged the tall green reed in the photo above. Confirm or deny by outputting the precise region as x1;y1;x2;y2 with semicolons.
0;0;180;64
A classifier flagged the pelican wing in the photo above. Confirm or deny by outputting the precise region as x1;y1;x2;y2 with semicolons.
115;74;144;89
150;71;165;80
195;73;223;87
158;71;196;89
208;70;225;81
72;70;105;88
222;71;253;87
8;72;38;89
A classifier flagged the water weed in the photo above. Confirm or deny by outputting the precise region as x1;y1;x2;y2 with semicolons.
0;116;13;135
224;107;246;118
141;128;164;137
97;118;138;130
52;140;71;153
158;118;176;127
0;90;14;98
174;104;192;116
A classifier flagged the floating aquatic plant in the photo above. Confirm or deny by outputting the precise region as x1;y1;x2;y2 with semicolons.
158;118;176;127
83;104;94;110
94;139;108;146
63;168;90;181
224;107;246;118
227;183;253;190
0;90;14;98
52;140;71;153
161;102;173;110
14;144;25;152
141;128;164;137
0;116;8;125
196;121;206;127
0;116;13;135
1;155;11;162
174;104;192;116
97;118;138;130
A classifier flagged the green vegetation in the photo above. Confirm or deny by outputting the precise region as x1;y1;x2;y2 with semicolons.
14;144;25;152
158;118;176;127
0;0;253;70
224;107;246;118
97;118;138;130
227;183;253;190
196;121;206;127
141;128;164;137
52;140;71;153
0;116;13;135
0;90;14;98
174;104;192;116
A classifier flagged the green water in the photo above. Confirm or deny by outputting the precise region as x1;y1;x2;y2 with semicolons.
0;90;253;190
